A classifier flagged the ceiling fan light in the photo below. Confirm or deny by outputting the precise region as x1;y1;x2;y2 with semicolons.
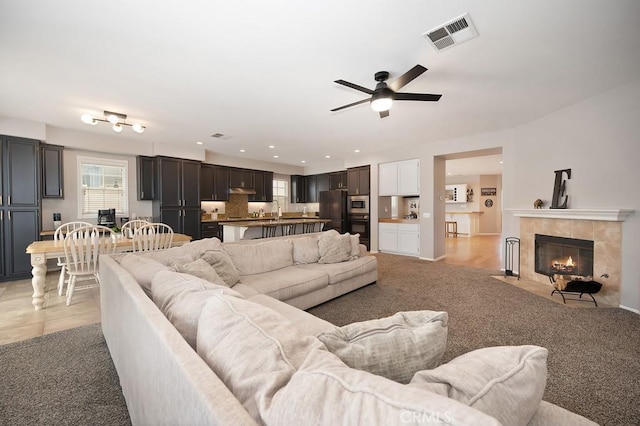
132;123;145;134
81;114;97;125
371;97;393;112
112;123;123;133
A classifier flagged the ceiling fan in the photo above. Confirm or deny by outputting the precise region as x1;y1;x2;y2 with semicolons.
331;64;441;118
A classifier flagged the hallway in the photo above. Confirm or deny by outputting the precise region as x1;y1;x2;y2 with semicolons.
443;234;502;270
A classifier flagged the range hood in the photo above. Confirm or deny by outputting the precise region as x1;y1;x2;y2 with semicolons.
228;187;256;195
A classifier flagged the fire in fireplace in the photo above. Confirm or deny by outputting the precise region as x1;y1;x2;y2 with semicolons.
535;234;594;277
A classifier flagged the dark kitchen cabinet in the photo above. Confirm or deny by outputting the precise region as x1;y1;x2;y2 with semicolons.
201;221;223;241
200;164;215;201
229;168;253;189
152;157;201;239
1;135;41;281
329;171;347;190
41;144;63;198
136;156;156;200
250;171;273;202
290;175;306;203
316;173;330;196
348;165;370;195
305;175;317;203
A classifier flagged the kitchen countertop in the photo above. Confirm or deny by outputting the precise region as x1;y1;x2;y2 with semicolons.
379;218;420;224
202;215;317;223
220;218;330;228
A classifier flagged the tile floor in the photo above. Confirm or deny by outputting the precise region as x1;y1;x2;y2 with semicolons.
0;271;101;345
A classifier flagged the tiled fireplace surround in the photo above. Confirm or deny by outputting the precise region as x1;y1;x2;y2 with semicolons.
509;209;634;307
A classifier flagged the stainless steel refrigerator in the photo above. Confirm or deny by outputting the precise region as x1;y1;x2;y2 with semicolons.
319;190;348;233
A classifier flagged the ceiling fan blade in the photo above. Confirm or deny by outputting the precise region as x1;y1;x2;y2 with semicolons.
389;65;427;92
330;98;370;112
379;110;390;119
394;92;442;102
334;79;374;95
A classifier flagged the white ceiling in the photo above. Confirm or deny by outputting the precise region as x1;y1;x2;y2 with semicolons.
1;1;639;169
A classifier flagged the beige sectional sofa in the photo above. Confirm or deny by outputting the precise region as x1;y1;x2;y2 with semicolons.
99;231;598;425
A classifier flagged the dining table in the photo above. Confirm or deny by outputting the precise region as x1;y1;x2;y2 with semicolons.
25;232;192;310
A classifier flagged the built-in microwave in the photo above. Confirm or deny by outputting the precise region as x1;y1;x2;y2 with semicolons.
348;195;369;213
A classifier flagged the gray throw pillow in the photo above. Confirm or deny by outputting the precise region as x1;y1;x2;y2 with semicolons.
172;258;227;287
119;254;171;296
200;250;240;286
318;311;448;384
318;232;352;264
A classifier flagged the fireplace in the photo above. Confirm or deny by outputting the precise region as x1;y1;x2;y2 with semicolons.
535;234;594;277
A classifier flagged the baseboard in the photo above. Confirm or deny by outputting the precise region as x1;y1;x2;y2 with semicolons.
419;254;447;262
620;305;640;314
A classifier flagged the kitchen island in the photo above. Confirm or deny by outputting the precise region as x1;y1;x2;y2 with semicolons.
445;211;483;237
222;218;330;242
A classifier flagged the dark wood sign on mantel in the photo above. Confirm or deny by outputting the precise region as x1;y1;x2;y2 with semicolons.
551;168;571;209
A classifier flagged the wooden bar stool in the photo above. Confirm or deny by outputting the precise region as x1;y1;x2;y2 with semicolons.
445;221;458;238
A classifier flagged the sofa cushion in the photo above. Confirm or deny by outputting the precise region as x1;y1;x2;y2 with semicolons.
139;245;193;266
292;236;320;265
179;237;222;259
297;255;377;285
200;250;240;286
119;254;171;296
409;345;548;426
318;311;448;384
265;348;501;425
318;230;352;264
151;270;242;349
197;292;326;423
172;258;227;286
238;265;328;301
223;239;294;275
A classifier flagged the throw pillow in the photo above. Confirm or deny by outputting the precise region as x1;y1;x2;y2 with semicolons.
264;348;501;426
197;293;326;423
348;232;360;259
317;231;352;264
409;345;548;426
200;250;240;286
119;254;171;296
292;236;320;265
151;270;242;349
172;258;227;286
318;311;448;384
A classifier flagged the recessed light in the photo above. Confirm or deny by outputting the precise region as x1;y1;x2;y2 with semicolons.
269;145;275;149
196;141;203;145
273;155;279;158
239;149;246;153
325;155;331;159
447;172;452;175
301;160;306;163
354;149;360;153
499;161;504;164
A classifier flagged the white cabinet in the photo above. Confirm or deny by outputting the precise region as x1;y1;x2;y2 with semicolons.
379;159;420;196
445;184;467;203
378;222;419;256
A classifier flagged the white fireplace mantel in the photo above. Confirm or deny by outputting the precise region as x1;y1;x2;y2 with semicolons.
506;208;634;222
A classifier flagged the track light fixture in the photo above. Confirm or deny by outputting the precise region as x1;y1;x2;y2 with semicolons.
81;110;146;134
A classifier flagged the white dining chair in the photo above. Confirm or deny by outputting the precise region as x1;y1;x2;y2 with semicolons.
120;219;150;239
131;223;174;252
54;221;93;296
63;225;116;306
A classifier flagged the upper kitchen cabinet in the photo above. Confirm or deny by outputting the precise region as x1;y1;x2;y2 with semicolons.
200;164;229;201
305;175;317;203
2;136;40;207
41;144;63;199
347;165;370;195
250;171;273;202
316;173;330;196
379;159;419;196
329;171;347;190
229;168;253;189
290;174;306;203
136;156;156;200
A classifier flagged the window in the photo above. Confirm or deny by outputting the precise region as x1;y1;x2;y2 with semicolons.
272;178;288;212
77;156;128;218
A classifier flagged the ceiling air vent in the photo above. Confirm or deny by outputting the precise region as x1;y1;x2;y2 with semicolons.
423;13;478;52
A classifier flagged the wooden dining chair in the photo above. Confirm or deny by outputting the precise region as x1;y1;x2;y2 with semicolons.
121;219;150;239
131;223;174;252
63;225;116;306
54;221;93;296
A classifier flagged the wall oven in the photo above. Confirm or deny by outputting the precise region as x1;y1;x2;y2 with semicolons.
349;213;370;250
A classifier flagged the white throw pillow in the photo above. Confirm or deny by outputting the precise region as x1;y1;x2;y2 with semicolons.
348;232;360;259
197;293;326;423
151;270;242;348
317;231;352;264
292;236;321;265
200;250;240;286
409;345;548;426
172;258;227;286
318;311;448;383
264;348;501;426
119;254;171;296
